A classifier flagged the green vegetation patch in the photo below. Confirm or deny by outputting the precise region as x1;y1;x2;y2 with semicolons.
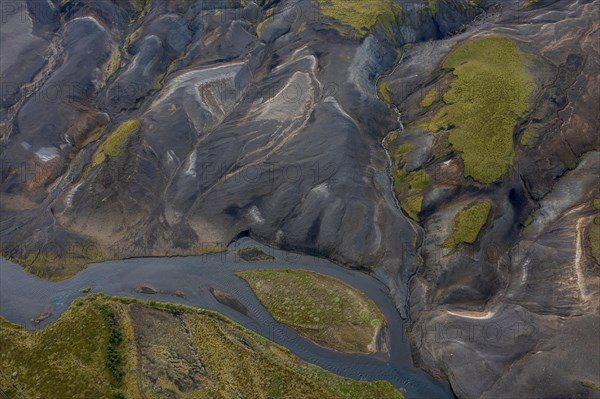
99;49;121;89
131;0;150;14
378;81;393;105
523;0;539;7
237;269;385;353
420;87;438;108
256;18;269;37
427;36;535;183
579;380;600;391
0;298;119;398
520;127;540;147
0;295;402;399
590;223;600;264
99;305;124;387
428;0;437;15
394;169;429;221
318;0;401;37
91;119;140;167
443;201;492;248
2;241;225;282
384;135;429;221
237;246;275;261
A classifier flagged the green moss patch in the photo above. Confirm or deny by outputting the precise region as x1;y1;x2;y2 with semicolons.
523;0;539;7
384;135;429;221
520;127;539;147
131;0;150;14
0;295;402;399
2;241;225;282
99;49;121;89
318;0;401;37
0;249;108;281
237;246;275;261
91;119;140;167
0;298;119;398
427;36;535;183
590;223;600;264
237;269;385;353
443;201;492;248
395;169;429;221
420;87;438;108
378;81;393;105
428;0;437;15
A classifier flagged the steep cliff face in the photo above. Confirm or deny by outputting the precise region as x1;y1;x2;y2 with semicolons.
1;1;599;398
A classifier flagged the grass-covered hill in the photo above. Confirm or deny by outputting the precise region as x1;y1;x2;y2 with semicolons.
0;294;402;399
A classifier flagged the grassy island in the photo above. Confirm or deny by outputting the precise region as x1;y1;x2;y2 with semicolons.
237;269;386;353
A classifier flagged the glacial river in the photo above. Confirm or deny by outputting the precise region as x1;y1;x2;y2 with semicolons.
0;238;454;399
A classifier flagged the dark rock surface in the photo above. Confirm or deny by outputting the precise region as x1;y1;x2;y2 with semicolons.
1;1;598;398
379;1;599;398
210;287;251;317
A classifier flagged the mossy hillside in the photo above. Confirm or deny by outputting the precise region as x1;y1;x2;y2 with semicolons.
130;0;150;15
429;0;480;16
0;295;403;399
420;87;438;108
591;200;600;264
385;137;429;221
0;249;109;281
395;169;429;221
520;127;540;147
237;269;386;353
427;36;535;183
427;0;437;15
91;119;141;168
378;81;393;105
237;246;275;261
590;223;600;264
0;298;123;399
2;242;225;282
443;201;492;248
318;0;402;37
184;306;400;399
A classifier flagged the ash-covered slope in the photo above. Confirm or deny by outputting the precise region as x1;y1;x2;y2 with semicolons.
0;0;476;300
1;0;599;398
379;0;600;397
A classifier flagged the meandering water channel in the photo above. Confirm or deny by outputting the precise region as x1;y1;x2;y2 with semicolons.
0;237;453;399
